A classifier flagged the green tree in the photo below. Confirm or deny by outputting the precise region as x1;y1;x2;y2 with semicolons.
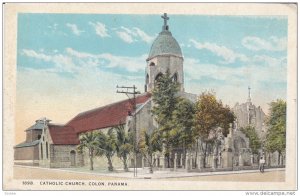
77;131;99;170
265;99;286;165
96;129;117;171
240;126;261;154
195;91;235;168
139;130;162;173
171;98;196;166
113;124;133;172
151;70;180;167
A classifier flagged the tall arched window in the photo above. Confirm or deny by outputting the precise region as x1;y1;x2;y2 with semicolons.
70;150;76;166
46;142;48;159
40;144;43;159
146;74;149;84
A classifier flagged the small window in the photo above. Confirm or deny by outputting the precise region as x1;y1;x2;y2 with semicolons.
150;62;155;66
38;135;41;140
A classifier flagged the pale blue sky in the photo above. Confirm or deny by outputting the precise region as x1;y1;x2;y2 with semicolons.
16;14;287;128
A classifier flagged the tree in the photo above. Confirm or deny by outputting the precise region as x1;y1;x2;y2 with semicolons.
265;99;286;165
77;131;99;170
113;124;133;172
96;129;117;171
194;91;235;168
170;98;197;166
151;70;180;167
139;130;162;173
240;126;261;154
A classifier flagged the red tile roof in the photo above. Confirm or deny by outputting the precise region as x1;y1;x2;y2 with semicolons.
66;93;151;134
48;124;79;145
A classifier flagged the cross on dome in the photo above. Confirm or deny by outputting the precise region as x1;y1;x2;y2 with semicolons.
161;13;169;31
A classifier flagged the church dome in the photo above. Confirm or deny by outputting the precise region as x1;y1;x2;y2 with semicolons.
148;30;182;60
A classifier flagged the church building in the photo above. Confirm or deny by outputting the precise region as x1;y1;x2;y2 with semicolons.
14;13;282;170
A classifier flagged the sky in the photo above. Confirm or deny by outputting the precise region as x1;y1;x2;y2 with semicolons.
16;14;287;143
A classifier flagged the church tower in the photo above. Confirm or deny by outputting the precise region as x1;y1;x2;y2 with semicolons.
145;13;184;92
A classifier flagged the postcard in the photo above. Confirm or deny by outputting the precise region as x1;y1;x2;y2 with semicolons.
3;3;297;191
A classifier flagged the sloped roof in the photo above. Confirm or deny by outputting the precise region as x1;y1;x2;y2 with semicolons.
48;124;79;145
66;93;151;134
14;140;40;148
26;118;51;131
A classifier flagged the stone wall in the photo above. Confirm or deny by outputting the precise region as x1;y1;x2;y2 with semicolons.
49;145;84;168
26;130;42;142
82;152;125;170
14;145;39;160
135;100;155;138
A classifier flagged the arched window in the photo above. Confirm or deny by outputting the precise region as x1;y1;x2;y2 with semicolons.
155;73;163;82
38;134;41;140
172;73;178;83
149;62;155;66
46;142;48;159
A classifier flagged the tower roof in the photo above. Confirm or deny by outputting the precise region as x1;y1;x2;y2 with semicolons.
148;13;182;60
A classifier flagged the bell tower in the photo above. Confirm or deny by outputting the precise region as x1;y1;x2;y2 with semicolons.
145;13;184;92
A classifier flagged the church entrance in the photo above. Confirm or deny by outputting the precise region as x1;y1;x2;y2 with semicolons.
70;150;76;166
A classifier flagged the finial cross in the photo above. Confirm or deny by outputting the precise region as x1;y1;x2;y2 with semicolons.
161;13;169;28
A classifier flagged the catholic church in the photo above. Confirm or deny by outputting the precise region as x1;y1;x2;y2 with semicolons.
14;14;282;170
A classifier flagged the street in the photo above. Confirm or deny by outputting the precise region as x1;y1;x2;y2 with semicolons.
14;165;284;182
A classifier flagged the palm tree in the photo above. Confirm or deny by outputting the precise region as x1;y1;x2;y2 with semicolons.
139;130;162;173
77;131;99;170
113;124;133;172
96;129;116;171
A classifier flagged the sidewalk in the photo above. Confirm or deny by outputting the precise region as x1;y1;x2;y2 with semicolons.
14;165;285;179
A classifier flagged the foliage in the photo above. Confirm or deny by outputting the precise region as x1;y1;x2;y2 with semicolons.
240;126;261;154
151;70;180;158
96;129;117;171
113;124;133;171
151;70;179;126
139;130;162;173
195;91;235;141
265;99;286;155
194;91;235;168
77;131;99;170
171;98;196;149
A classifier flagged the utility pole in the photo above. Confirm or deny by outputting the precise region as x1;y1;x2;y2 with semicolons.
116;85;141;177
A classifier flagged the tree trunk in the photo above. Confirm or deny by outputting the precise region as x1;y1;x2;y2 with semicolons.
278;152;281;166
122;154;128;172
107;155;114;171
195;139;199;168
89;155;94;170
89;149;94;170
149;154;153;173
